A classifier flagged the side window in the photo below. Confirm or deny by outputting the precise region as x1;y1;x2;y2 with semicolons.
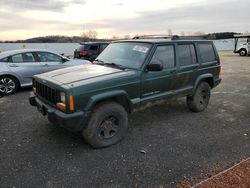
178;44;197;66
11;53;35;63
150;45;175;69
89;45;99;51
100;44;108;52
198;43;216;62
0;57;9;62
37;52;62;62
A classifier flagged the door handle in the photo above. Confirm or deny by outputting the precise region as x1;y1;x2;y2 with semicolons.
9;64;19;67
170;70;176;73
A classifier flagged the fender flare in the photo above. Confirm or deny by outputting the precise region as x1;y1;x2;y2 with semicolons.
84;90;132;112
192;74;214;93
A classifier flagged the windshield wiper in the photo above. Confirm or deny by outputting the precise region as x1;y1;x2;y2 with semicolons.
93;59;126;70
93;59;105;65
104;62;126;70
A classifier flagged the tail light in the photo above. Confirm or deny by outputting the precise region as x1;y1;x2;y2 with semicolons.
80;50;88;56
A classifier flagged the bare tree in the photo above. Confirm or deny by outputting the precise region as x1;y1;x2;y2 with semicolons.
193;31;205;36
112;35;119;40
80;30;98;39
123;35;131;39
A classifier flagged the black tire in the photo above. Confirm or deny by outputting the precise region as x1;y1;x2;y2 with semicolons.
187;82;211;112
0;75;19;95
239;49;247;56
83;101;128;148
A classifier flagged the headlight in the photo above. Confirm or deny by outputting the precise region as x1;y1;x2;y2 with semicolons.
60;92;66;103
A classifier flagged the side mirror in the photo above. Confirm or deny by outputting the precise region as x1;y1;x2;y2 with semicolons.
146;63;163;72
62;57;69;63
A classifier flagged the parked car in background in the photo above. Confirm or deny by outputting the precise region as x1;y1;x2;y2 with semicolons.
74;42;109;61
0;49;89;94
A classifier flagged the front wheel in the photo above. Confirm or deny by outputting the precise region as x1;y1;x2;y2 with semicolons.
0;76;19;95
239;49;247;56
83;101;128;148
187;82;211;112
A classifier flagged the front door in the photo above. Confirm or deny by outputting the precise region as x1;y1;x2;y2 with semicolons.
141;45;176;101
37;52;66;73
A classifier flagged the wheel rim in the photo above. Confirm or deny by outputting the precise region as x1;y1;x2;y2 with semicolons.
0;78;16;94
240;50;246;56
99;115;119;139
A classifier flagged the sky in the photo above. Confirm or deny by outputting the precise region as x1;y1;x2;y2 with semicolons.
0;0;249;40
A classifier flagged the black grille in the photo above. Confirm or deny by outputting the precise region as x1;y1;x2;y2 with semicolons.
34;80;59;105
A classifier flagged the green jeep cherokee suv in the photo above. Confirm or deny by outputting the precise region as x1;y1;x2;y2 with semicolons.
29;39;221;148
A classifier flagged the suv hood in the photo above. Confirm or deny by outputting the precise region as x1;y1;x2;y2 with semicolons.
39;64;128;85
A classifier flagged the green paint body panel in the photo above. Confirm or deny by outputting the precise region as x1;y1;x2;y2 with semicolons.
32;39;221;130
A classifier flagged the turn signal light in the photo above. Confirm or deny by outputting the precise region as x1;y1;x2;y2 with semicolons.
56;103;66;112
69;95;74;112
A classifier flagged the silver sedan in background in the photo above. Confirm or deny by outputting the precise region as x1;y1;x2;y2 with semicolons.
0;49;89;94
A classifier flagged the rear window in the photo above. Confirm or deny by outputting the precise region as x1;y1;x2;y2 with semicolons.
89;45;99;51
76;45;86;51
198;43;216;62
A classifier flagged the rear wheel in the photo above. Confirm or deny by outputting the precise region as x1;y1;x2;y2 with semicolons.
0;75;19;95
187;82;211;112
83;101;128;148
239;49;247;56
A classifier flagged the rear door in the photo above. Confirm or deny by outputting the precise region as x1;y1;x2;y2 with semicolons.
37;52;66;73
174;43;199;94
7;52;42;85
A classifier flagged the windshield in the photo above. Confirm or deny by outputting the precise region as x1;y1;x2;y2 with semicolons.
95;42;152;69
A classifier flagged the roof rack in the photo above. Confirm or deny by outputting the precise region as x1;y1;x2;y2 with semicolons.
132;35;205;40
132;34;174;39
234;34;250;38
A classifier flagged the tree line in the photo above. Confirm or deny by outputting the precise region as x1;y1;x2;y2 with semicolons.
0;32;242;43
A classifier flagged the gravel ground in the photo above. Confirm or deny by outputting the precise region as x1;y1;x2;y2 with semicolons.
0;52;249;188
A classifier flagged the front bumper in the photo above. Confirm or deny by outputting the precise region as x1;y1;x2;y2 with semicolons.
29;93;89;131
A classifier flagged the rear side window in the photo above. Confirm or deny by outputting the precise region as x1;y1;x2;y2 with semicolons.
178;44;197;66
150;45;175;69
11;53;35;63
198;43;216;62
0;57;8;62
